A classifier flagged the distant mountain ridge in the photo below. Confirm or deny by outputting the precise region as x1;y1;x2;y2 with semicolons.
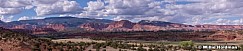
1;17;243;34
0;20;5;27
0;20;4;24
138;20;179;26
8;17;113;27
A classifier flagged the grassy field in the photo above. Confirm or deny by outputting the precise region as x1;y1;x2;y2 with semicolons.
52;38;106;43
52;38;243;45
51;38;243;51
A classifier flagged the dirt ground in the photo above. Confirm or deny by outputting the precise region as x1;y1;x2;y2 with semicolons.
52;38;106;43
52;38;243;51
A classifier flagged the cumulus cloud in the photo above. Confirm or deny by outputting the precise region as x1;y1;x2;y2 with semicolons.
33;0;59;4
18;16;30;21
0;0;83;22
172;0;243;25
0;0;82;16
0;15;14;22
34;0;82;16
84;0;104;11
104;0;154;15
1;0;243;25
0;0;32;15
201;18;243;25
80;0;243;25
73;0;106;18
81;0;173;20
0;8;22;15
17;16;46;21
0;0;32;8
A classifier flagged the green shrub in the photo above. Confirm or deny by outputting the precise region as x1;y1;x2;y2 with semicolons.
179;41;194;50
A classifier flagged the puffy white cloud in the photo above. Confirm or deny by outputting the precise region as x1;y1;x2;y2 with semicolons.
0;0;32;15
1;0;243;24
172;0;243;25
112;15;135;21
84;0;243;25
104;0;154;15
18;16;30;21
0;0;32;8
33;0;59;4
17;16;46;21
73;0;106;18
35;0;82;16
0;0;82;16
0;15;14;22
201;18;243;25
84;1;105;11
0;8;22;15
0;0;84;22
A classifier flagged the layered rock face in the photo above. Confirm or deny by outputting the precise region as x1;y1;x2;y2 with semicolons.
78;20;165;31
208;31;243;41
138;20;182;27
2;17;114;34
32;28;57;34
8;24;63;34
105;20;136;31
132;23;163;31
10;25;38;29
4;17;243;33
195;25;243;29
106;20;135;29
43;24;65;31
8;24;64;34
80;23;108;31
78;20;243;31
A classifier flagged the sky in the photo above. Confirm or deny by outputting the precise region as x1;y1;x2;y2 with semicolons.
0;0;243;25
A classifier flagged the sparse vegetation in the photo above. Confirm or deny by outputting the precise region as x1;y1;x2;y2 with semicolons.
0;27;242;51
179;41;194;50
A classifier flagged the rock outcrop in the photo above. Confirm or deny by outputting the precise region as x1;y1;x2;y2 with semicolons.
79;23;108;31
4;17;243;33
208;31;243;41
10;24;38;29
32;28;57;34
105;20;136;31
44;24;65;31
107;20;135;29
195;25;243;29
138;20;183;27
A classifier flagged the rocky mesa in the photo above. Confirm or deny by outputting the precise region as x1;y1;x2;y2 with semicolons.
2;17;243;34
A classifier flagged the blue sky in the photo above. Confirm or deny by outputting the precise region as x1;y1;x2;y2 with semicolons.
0;0;243;25
11;0;90;21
